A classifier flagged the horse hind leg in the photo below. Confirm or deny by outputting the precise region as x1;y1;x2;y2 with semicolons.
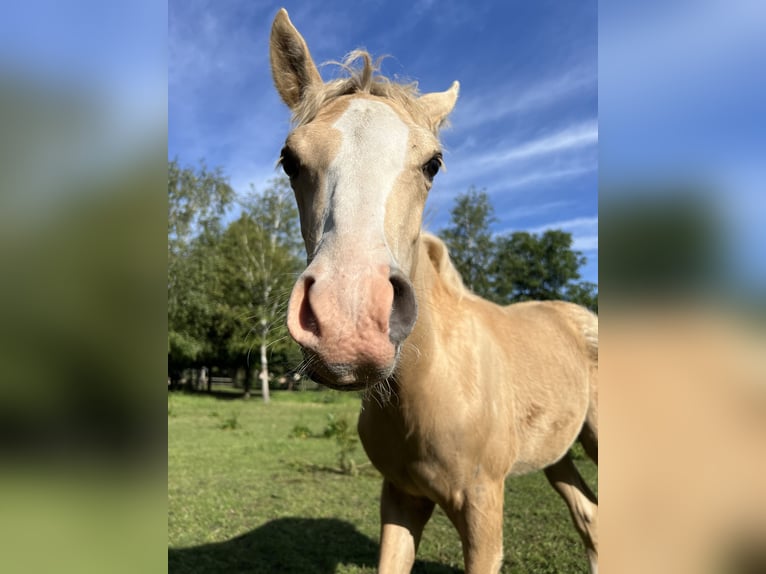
544;453;598;573
578;392;598;464
568;301;598;465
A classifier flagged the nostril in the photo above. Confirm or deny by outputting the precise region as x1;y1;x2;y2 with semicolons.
298;277;320;337
389;270;418;345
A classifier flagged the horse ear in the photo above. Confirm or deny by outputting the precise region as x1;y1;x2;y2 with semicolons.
270;8;323;109
422;233;467;291
419;81;460;131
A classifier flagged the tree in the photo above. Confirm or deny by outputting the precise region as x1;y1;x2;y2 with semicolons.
440;186;497;297
565;281;599;313
168;159;234;248
493;230;586;302
217;177;302;402
439;188;598;311
168;159;234;375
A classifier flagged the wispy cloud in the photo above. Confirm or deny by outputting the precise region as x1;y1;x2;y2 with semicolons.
440;119;598;197
435;163;596;207
494;164;596;190
527;215;598;234
475;121;598;166
497;200;575;221
523;216;599;252
454;66;596;130
573;236;599;252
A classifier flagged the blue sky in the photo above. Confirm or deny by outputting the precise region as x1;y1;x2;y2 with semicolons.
3;1;763;294
169;0;599;285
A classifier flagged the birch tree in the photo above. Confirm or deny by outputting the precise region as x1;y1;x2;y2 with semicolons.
219;177;301;401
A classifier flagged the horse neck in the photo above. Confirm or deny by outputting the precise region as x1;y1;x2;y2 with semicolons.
397;236;459;386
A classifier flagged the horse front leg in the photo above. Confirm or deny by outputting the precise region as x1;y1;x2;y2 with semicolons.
445;481;506;574
378;479;435;574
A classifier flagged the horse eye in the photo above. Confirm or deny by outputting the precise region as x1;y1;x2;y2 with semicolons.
423;154;442;181
280;147;300;178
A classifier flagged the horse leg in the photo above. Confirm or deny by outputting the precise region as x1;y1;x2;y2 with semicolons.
544;453;598;573
580;362;599;464
579;415;598;464
378;479;435;574
445;481;505;574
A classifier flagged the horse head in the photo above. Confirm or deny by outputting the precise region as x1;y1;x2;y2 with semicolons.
270;9;458;389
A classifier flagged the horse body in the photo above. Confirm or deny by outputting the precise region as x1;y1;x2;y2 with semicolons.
360;236;592;486
358;236;598;573
269;9;598;573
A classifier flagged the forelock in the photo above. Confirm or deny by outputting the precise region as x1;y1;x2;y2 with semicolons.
291;50;440;133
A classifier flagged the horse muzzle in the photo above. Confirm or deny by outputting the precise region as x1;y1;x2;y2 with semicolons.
286;262;416;389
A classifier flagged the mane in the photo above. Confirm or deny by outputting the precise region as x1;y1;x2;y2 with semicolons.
292;50;438;131
420;233;477;301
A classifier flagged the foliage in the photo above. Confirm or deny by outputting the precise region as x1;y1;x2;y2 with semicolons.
287;412;361;475
167;161;304;394
440;188;598;311
216;178;303;399
439;186;497;296
565;281;599;313
217;180;302;356
168;159;235;247
322;413;360;476
219;411;241;430
493;230;585;302
168;159;234;367
288;423;314;439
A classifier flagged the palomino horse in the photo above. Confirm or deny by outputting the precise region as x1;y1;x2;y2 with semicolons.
270;9;598;573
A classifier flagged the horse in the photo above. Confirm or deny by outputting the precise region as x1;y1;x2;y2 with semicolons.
269;9;598;573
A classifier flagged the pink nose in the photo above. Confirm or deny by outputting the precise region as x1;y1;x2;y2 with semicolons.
286;264;417;384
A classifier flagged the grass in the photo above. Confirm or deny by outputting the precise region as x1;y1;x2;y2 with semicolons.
168;390;597;573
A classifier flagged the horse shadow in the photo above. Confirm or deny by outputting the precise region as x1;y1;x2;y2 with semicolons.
168;516;462;573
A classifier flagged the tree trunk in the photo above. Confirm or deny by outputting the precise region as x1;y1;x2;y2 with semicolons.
200;366;210;393
243;369;252;399
259;338;270;403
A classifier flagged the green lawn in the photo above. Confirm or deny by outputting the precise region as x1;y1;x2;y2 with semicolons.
168;390;596;573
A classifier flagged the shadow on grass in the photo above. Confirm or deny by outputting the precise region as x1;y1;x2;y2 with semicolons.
168;517;462;574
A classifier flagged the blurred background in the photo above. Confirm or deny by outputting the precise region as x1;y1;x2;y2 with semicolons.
0;1;166;572
600;1;766;572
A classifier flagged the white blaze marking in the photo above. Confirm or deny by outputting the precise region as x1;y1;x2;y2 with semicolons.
322;99;410;254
